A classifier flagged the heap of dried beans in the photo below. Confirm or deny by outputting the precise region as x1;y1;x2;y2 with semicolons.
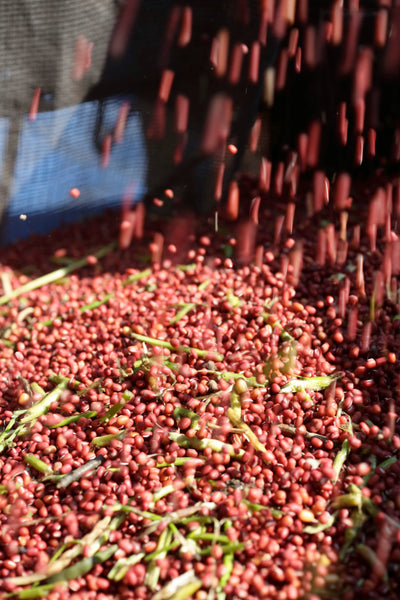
0;195;399;600
1;1;400;599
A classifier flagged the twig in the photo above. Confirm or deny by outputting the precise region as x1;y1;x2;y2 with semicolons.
0;243;117;305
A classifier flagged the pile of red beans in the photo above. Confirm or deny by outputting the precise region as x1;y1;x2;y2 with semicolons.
0;203;399;600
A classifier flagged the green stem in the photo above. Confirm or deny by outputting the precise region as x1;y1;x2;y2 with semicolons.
49;373;80;388
199;542;245;556
79;294;113;313
173;407;200;429
0;242;116;305
49;373;104;398
241;499;283;518
20;380;69;425
169;431;244;458
156;456;205;468
108;552;146;581
281;372;342;393
175;264;196;271
13;583;63;599
91;431;126;447
304;512;337;534
145;540;180;562
24;454;53;475
124;330;224;362
121;268;152;286
9;514;125;587
48;411;97;428
39;269;150;328
152;484;176;503
48;544;118;584
30;382;46;396
170;303;197;324
145;527;174;590
187;532;230;544
219;552;234;589
217;371;263;387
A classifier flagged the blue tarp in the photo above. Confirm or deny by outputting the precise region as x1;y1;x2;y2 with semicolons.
1;95;147;244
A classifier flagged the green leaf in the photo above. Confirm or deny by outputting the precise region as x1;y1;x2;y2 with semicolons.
173;407;200;429
332;439;351;484
47;544;118;584
100;403;125;424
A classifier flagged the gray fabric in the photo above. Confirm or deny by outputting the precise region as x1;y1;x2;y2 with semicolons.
0;0;121;116
0;0;122;226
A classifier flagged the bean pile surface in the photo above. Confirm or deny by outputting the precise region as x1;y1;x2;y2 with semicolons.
0;205;399;600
